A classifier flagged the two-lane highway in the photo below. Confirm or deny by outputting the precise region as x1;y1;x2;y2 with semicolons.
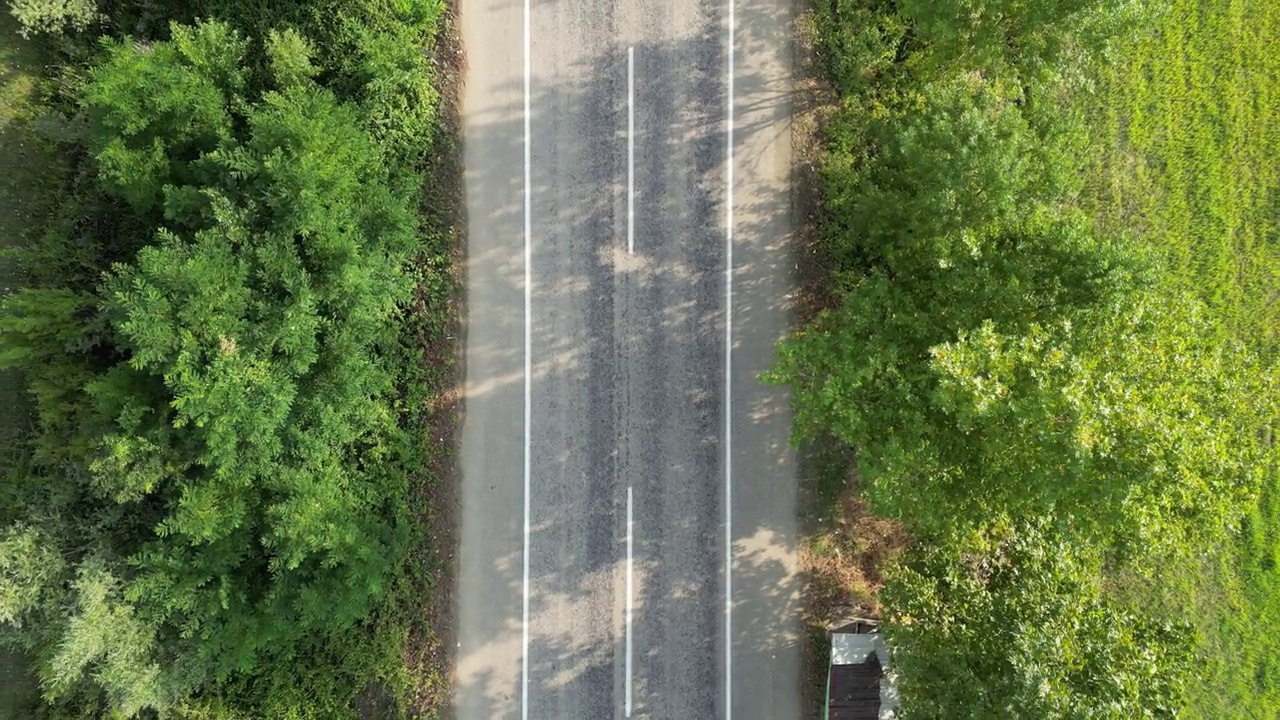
455;0;799;713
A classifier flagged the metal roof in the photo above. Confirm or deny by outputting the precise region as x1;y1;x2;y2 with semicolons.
828;626;898;720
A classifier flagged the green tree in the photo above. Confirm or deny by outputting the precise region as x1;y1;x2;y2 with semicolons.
41;559;181;716
0;524;65;632
7;0;98;37
922;291;1275;547
0;21;420;714
882;517;1193;718
895;0;1143;76
821;75;1077;286
771;213;1276;546
82;20;243;210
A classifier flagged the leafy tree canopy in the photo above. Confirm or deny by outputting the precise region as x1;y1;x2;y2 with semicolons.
8;0;98;38
0;20;419;713
788;0;1277;714
882;516;1194;719
773;226;1275;547
771;56;1276;549
896;0;1145;77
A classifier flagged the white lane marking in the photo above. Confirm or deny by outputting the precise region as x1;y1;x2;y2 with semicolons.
627;46;636;255
724;0;735;713
625;485;634;717
522;0;532;712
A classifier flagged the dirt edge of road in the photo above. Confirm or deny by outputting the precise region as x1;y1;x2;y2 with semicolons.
384;2;468;716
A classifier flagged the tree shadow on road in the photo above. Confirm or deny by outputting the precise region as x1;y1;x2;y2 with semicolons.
453;0;803;712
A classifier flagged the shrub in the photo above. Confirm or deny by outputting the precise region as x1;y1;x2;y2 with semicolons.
882;517;1194;718
8;0;99;38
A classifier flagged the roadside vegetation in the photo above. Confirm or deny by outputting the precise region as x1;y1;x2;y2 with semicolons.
0;1;458;717
1;9;56;717
782;0;1279;715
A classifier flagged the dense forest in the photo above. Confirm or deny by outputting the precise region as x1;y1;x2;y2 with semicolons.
0;1;455;717
783;0;1279;716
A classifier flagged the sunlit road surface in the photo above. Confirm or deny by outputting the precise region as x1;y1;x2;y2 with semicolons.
454;0;800;713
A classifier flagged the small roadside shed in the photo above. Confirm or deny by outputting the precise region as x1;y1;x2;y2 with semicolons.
824;619;898;720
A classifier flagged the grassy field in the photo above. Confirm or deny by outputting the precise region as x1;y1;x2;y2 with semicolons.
1082;1;1279;348
0;10;54;719
1080;1;1280;715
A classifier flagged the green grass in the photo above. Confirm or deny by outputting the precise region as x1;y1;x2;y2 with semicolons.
1239;484;1280;714
1081;0;1280;350
1105;482;1279;719
1080;1;1280;715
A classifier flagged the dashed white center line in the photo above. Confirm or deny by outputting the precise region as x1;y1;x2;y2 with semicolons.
625;484;635;717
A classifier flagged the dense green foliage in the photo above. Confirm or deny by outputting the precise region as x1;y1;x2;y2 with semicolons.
883;518;1192;718
7;0;96;38
0;0;449;716
783;0;1276;546
893;0;1141;77
1075;0;1280;713
789;0;1278;713
780;268;1274;548
0;11;57;713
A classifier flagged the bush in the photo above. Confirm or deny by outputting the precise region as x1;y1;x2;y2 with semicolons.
896;0;1143;77
882;517;1194;718
786;0;1277;712
8;0;99;38
777;217;1274;546
822;75;1040;281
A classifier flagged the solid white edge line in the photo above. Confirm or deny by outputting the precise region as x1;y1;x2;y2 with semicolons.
626;44;636;719
628;46;635;255
626;485;634;717
522;0;532;713
725;0;735;714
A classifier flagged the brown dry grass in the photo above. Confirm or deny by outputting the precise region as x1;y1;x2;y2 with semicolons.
804;493;909;620
794;440;909;717
790;10;841;326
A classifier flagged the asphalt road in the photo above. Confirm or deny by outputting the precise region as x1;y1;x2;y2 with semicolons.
454;0;799;712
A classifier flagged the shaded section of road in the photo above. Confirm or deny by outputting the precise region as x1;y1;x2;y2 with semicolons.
524;2;621;716
620;11;726;718
458;1;627;717
455;0;525;715
727;0;802;714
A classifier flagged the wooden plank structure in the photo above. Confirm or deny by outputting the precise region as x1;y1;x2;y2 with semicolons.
824;619;897;720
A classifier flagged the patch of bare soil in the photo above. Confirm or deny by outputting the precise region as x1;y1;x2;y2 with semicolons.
790;9;841;325
795;442;908;717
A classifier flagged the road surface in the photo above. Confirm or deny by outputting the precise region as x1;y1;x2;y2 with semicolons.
454;0;799;713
